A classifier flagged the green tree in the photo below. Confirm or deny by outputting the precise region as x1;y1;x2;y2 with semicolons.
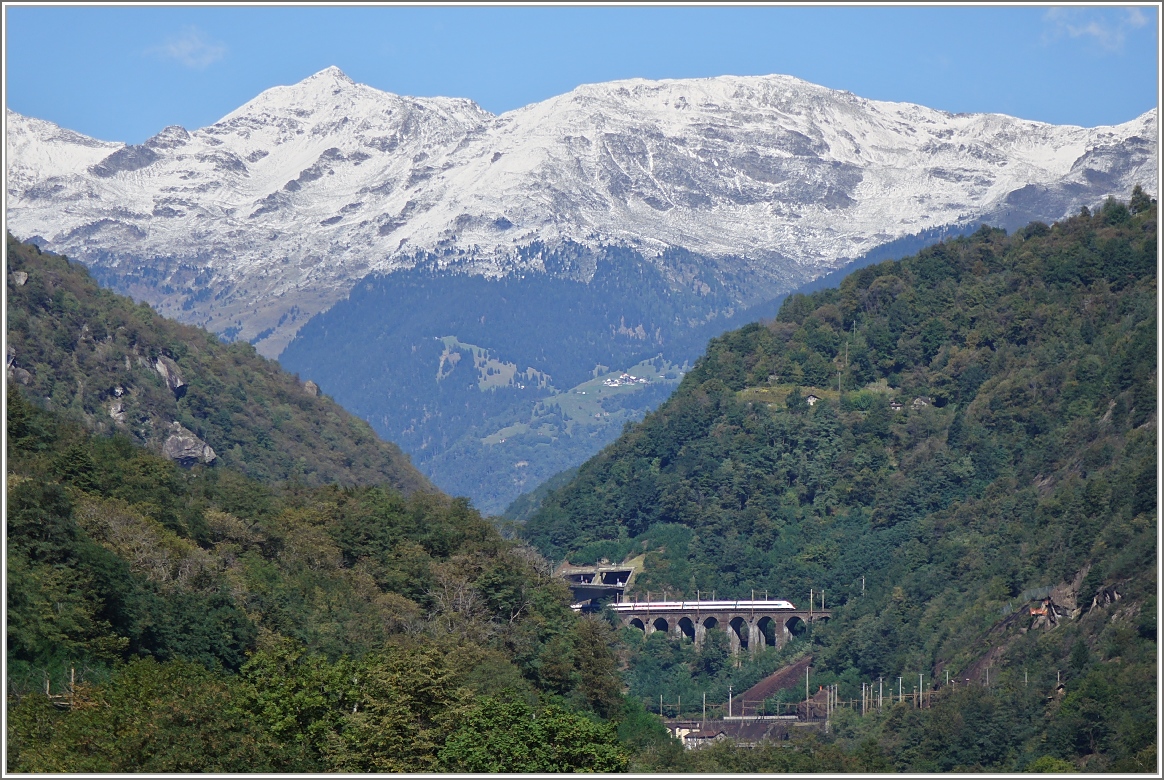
1128;184;1152;214
439;695;629;772
1026;755;1078;772
7;658;278;773
573;616;624;717
236;639;359;770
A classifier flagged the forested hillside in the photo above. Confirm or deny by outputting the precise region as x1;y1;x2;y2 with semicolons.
5;191;1157;772
5;390;633;771
6;233;430;493
5;234;642;771
525;190;1157;771
279;243;743;512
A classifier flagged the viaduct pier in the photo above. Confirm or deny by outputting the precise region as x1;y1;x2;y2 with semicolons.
556;561;828;655
607;599;830;655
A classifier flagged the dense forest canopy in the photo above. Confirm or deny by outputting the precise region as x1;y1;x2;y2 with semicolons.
5;388;635;771
5;191;1157;772
5;238;634;772
524;191;1157;772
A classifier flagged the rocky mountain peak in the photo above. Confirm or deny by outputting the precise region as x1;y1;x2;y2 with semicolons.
5;74;1156;357
147;125;192;149
311;65;355;84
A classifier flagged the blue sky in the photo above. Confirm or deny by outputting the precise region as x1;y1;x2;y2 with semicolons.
4;5;1160;144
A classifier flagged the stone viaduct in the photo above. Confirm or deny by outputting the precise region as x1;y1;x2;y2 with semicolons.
608;599;830;655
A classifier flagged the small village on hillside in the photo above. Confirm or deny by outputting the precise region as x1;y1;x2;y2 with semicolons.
603;372;651;388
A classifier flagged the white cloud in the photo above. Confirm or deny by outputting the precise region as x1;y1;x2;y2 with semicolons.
146;26;227;69
1042;7;1150;52
1125;7;1149;28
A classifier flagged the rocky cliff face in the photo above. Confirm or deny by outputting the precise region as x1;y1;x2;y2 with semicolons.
162;421;217;466
7;68;1157;357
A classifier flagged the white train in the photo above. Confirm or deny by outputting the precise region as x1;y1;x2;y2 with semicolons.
578;599;798;613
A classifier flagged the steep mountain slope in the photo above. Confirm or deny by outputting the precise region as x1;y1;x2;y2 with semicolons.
282;222;982;514
6;233;431;492
9;67;1156;512
6;391;629;772
7;68;1156;355
524;195;1157;770
279;244;720;513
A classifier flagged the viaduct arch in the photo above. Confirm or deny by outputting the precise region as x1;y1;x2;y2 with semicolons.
608;599;830;655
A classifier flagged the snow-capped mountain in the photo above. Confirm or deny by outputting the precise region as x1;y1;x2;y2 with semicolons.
7;66;1158;356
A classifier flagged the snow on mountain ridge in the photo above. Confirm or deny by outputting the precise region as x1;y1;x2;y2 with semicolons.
6;108;124;195
6;67;1157;356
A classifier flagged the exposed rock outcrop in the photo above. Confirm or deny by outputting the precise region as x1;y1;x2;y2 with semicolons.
162;422;216;466
1027;598;1073;631
1088;586;1122;612
153;356;186;399
6;346;32;385
303;379;319;397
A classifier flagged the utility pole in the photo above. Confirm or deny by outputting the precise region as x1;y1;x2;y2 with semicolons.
898;676;903;704
879;677;883;711
919;674;923;708
806;666;811;717
703;692;706;726
861;576;865;596
728;685;733;718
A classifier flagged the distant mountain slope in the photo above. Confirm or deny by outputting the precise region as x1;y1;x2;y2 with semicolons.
6;233;432;493
522;195;1157;770
279;243;724;513
6;68;1156;355
8;67;1156;513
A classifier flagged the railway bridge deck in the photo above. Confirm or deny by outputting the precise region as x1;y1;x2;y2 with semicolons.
606;599;830;654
